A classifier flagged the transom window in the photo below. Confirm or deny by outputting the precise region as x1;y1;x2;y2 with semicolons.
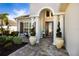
46;10;53;17
46;10;50;17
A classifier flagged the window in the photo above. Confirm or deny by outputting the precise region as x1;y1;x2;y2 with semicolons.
23;22;28;32
46;11;50;17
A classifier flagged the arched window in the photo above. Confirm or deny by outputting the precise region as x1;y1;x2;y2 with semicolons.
46;10;50;17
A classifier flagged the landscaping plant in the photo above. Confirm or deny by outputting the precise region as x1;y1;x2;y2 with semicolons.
0;36;22;47
56;21;62;37
13;36;22;44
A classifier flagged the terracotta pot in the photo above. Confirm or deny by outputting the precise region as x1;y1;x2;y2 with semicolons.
29;36;36;45
55;37;64;49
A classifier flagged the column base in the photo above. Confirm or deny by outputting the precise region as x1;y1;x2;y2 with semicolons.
36;40;39;44
53;41;56;45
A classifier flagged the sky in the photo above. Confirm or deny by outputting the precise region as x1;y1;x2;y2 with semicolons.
0;3;30;20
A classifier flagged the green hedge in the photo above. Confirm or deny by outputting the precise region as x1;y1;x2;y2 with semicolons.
0;36;22;45
13;36;22;44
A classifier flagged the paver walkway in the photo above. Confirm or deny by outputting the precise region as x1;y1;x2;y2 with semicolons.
9;38;69;56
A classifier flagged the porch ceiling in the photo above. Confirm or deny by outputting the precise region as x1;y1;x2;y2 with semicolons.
59;3;69;12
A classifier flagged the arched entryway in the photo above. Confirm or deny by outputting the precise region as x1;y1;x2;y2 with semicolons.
39;8;54;43
35;7;64;45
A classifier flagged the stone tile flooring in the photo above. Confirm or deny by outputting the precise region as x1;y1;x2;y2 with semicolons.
9;38;69;56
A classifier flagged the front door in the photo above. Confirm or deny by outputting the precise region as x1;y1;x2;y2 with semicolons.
45;22;53;38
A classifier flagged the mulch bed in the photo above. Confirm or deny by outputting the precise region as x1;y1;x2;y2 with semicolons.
0;42;28;56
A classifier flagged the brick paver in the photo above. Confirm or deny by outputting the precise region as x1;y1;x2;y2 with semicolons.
9;38;69;56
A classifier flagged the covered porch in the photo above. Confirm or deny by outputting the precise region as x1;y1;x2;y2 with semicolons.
30;12;64;45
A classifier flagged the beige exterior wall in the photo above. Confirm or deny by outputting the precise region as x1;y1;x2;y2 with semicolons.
30;3;60;16
39;10;45;37
65;3;79;56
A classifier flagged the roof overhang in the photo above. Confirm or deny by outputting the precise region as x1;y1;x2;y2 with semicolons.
59;3;69;12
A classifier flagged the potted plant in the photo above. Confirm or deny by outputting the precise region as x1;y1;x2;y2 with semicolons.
29;27;36;45
55;20;64;49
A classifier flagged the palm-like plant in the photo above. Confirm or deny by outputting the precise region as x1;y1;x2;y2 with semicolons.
0;13;9;34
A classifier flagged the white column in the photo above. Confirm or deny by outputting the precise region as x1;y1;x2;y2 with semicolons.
53;15;58;45
16;19;18;31
17;19;20;32
35;17;41;43
27;19;30;35
30;18;33;28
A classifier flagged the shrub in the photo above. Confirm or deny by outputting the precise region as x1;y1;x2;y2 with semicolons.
0;28;5;35
0;35;6;41
56;21;62;37
3;30;9;36
6;36;13;41
11;31;18;36
0;35;22;46
0;35;6;45
4;36;13;48
30;27;35;36
13;36;22;44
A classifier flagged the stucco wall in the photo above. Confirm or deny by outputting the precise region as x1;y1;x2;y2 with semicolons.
65;4;79;56
39;10;45;38
30;3;60;16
